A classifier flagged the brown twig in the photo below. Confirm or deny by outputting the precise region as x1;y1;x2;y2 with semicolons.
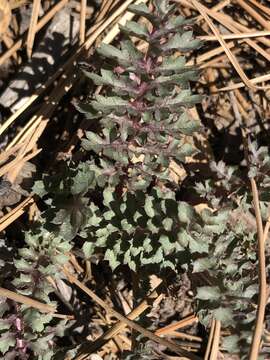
79;0;87;44
75;279;163;359
249;178;267;360
209;320;221;360
62;266;201;360
0;287;56;313
230;91;267;360
26;0;41;58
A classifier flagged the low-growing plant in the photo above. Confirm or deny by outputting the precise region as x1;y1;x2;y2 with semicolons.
0;1;268;359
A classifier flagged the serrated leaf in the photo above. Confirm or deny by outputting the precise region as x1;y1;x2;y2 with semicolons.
128;3;159;25
0;319;11;331
162;32;201;52
213;307;234;326
32;180;47;197
119;21;149;41
71;167;95;195
175;112;201;135
24;309;53;332
178;202;194;223
83;242;95;258
52;254;69;265
98;43;126;62
196;286;221;301
104;249;120;270
14;258;31;271
144;196;155;218
0;333;15;354
18;247;36;259
74;102;100;119
222;335;239;353
92;95;129;113
193;258;215;272
157;56;186;73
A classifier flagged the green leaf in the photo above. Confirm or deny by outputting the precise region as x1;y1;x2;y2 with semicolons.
159;235;174;254
162;32;201;52
14;258;31;271
52;253;69;265
82;131;104;152
128;3;159;25
104;249;120;270
144;196;155;218
162;217;173;231
24;309;53;332
175;112;201;135
193;258;215;272
32;180;47;197
0;319;11;331
103;187;114;207
119;21;149;41
155;71;199;86
0;334;16;354
98;43;127;62
175;143;195;162
18;247;36;259
74;102;100;119
92;95;129;113
71;166;95;195
189;236;209;254
222;335;239;353
196;286;221;301
157;55;186;73
178;202;194;223
213;307;234;327
83;242;95;258
121;40;143;62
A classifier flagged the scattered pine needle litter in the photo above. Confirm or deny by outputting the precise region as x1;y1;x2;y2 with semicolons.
1;0;270;359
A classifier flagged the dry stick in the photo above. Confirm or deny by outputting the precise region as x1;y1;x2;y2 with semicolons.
249;178;267;360
0;0;69;66
236;0;270;31
0;141;25;165
263;217;270;244
248;0;270;18
2;34;18;62
219;73;270;92
178;0;270;53
2;0;143;144
192;0;267;91
79;0;87;45
9;0;29;9
5;0;136;159
0;196;33;232
198;47;241;68
199;30;270;41
209;320;221;360
0;148;41;177
155;315;198;336
26;0;41;58
95;0;116;22
0;287;55;313
168;331;202;343
75;280;163;359
195;0;230;23
63;267;201;360
231;94;267;360
0;286;72;320
0;2;70;139
204;319;215;360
